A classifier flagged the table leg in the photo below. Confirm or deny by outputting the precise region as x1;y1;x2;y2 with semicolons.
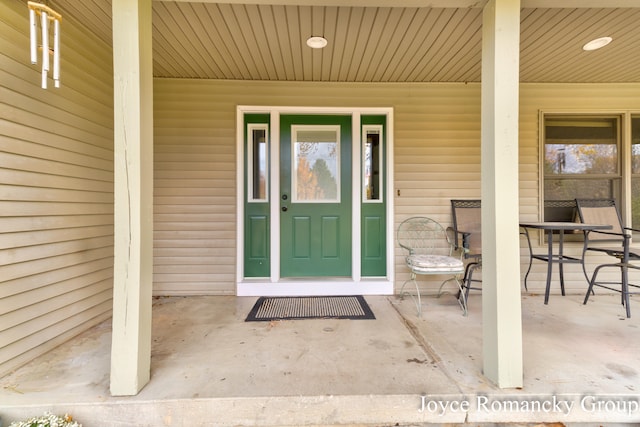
558;229;565;296
544;229;553;305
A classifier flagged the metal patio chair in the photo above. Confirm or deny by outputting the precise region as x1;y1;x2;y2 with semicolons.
447;200;482;306
522;199;578;291
576;198;640;318
397;217;467;316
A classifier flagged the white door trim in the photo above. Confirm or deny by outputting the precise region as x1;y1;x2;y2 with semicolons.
236;106;394;296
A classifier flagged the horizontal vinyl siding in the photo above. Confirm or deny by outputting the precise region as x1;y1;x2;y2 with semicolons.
153;82;236;295
393;85;481;293
0;0;113;377
153;79;483;295
155;79;640;298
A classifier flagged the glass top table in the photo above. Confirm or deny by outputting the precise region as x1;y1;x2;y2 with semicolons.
519;222;612;304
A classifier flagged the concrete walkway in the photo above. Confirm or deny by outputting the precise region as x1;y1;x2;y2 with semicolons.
1;292;639;426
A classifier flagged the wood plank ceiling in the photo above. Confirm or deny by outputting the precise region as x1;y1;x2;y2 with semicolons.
52;0;640;83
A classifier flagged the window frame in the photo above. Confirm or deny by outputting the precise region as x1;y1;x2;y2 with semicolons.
630;114;640;229
539;111;640;231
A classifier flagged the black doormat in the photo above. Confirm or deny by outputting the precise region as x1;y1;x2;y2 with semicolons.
245;295;375;321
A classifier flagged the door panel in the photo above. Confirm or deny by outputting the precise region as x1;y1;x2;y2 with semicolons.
361;116;387;276
292;216;311;258
244;114;270;277
321;216;340;258
280;115;352;277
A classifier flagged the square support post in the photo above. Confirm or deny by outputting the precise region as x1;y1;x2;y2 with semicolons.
481;0;524;388
110;0;154;396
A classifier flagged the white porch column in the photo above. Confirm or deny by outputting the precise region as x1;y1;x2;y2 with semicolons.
480;0;523;388
110;0;154;396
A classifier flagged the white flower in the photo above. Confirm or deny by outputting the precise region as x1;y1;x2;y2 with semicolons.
8;412;82;427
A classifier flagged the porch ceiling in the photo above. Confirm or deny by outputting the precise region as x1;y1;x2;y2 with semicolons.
54;0;640;83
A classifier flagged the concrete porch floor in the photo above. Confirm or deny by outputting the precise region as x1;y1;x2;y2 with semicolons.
1;292;639;426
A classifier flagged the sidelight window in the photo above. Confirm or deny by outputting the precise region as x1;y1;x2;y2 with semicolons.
363;125;383;202
248;124;268;202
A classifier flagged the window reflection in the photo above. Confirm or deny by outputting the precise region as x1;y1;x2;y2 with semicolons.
250;126;268;201
543;116;619;201
293;127;340;202
364;128;381;201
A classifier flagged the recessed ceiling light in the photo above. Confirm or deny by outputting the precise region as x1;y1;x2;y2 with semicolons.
306;36;327;49
582;36;612;51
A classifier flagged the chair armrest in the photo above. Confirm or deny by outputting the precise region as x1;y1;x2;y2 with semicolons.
398;242;413;255
586;229;630;239
446;226;471;252
584;230;634;261
445;226;455;247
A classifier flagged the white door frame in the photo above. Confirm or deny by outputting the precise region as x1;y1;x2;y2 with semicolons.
236;106;394;296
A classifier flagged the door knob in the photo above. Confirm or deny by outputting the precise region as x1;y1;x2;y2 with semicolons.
281;206;288;212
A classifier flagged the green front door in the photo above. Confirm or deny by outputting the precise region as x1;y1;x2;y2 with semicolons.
280;115;352;277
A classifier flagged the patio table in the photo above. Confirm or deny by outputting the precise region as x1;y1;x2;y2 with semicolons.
519;222;612;304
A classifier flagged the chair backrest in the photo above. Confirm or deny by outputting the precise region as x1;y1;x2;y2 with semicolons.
450;199;481;255
397;217;450;256
575;198;624;242
544;199;577;222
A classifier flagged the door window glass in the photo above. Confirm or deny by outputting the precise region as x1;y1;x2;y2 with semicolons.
292;126;340;203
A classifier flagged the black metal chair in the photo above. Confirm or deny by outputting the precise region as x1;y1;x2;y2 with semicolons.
576;198;640;318
447;200;482;306
521;199;577;291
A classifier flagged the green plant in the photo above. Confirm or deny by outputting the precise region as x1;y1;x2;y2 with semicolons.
9;412;81;427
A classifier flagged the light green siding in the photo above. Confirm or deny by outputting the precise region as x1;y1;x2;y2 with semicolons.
0;0;114;377
153;79;484;292
154;79;640;296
